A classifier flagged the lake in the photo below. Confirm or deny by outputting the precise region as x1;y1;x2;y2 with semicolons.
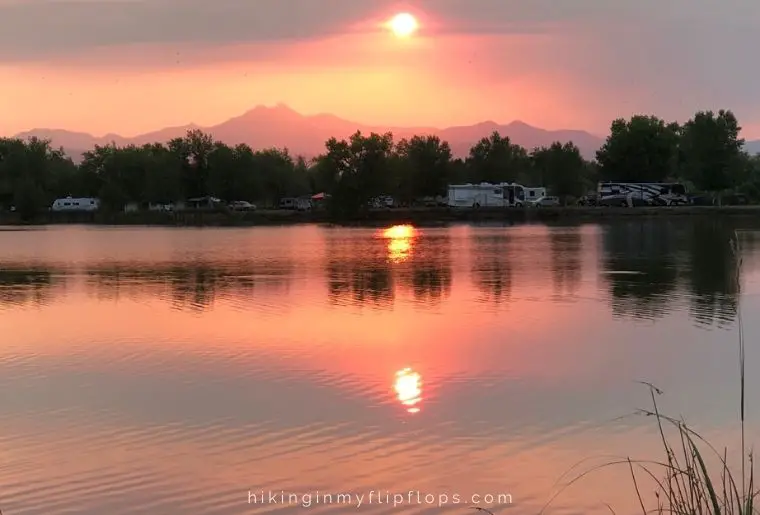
1;220;759;515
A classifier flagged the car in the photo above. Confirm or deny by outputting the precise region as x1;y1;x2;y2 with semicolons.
229;200;256;211
370;196;394;208
597;194;631;207
529;196;561;207
689;195;713;206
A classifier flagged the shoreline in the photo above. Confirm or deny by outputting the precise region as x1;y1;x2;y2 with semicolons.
2;205;760;227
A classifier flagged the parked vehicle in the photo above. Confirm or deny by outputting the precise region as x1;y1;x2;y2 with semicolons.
229;201;256;211
51;196;100;212
295;197;312;211
688;193;748;206
518;186;547;206
276;197;311;210
371;195;394;208
598;194;632;207
447;182;546;208
689;194;713;206
148;203;174;211
597;182;689;206
529;196;560;207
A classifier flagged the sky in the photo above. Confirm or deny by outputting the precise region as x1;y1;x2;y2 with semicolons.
1;0;759;138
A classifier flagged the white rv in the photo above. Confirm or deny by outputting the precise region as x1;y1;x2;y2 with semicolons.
51;196;100;212
447;182;546;208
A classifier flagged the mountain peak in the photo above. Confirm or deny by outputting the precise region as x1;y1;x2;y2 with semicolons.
233;104;303;124
507;120;533;129
248;102;297;113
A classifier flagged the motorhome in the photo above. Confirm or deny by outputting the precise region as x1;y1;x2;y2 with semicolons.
447;182;546;208
51;197;100;212
597;182;688;206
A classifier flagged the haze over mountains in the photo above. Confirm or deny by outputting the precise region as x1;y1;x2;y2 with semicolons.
11;104;760;162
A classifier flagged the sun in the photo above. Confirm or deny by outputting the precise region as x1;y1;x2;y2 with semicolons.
388;12;418;38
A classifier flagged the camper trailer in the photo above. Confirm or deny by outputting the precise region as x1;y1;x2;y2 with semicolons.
51;197;100;212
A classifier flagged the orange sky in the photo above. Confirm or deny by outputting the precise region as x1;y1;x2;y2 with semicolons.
0;32;581;137
1;0;759;138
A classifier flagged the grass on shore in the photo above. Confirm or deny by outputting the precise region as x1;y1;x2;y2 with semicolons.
540;231;756;515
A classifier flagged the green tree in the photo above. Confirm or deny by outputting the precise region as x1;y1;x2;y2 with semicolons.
322;131;395;214
596;115;680;182
168;129;214;199
1;137;78;218
207;142;241;202
736;153;760;201
230;144;262;201
47;147;87;199
308;154;339;196
80;144;128;210
254;148;299;205
0;138;34;210
395;135;452;200
679;110;744;202
142;143;183;204
13;174;46;219
466;131;529;184
448;158;470;184
531;142;587;202
289;155;312;197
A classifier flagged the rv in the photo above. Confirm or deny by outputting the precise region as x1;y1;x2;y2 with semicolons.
51;196;100;212
597;182;688;206
447;182;546;208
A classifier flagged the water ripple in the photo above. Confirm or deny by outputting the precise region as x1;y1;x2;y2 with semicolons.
1;223;760;514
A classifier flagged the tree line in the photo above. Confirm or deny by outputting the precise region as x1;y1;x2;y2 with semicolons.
2;109;760;218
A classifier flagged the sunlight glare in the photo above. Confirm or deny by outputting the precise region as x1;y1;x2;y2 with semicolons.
379;224;418;263
382;224;417;240
388;12;419;38
394;368;422;413
387;238;411;261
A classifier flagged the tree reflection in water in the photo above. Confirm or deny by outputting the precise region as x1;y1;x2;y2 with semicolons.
601;218;748;327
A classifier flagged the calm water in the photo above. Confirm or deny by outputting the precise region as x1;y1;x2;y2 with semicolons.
1;220;759;515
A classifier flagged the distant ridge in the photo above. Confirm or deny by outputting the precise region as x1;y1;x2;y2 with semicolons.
12;104;760;163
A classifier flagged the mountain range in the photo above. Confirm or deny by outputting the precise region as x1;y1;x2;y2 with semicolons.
10;103;760;162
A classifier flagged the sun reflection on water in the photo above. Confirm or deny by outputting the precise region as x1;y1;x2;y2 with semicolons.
380;224;418;264
394;367;422;413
